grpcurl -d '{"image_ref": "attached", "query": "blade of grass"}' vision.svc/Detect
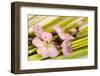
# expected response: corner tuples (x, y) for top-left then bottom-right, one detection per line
(28, 15), (36, 21)
(28, 45), (34, 50)
(41, 17), (78, 33)
(72, 39), (88, 48)
(43, 16), (67, 32)
(29, 16), (48, 28)
(29, 16), (41, 26)
(62, 17), (86, 31)
(43, 16), (66, 29)
(77, 26), (88, 38)
(59, 17), (78, 28)
(83, 17), (88, 23)
(28, 48), (37, 55)
(28, 54), (43, 61)
(73, 43), (87, 50)
(28, 42), (32, 46)
(72, 36), (88, 45)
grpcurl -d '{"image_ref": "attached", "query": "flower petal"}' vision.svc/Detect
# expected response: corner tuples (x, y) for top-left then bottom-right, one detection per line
(53, 25), (74, 40)
(33, 25), (44, 38)
(47, 44), (59, 58)
(37, 47), (49, 58)
(53, 25), (61, 33)
(61, 40), (72, 56)
(42, 32), (52, 41)
(32, 37), (44, 48)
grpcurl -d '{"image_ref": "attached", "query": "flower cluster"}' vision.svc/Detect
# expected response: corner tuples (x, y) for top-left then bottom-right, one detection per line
(32, 25), (78, 58)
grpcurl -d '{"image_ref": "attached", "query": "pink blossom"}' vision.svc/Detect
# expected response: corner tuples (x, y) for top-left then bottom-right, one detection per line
(37, 47), (49, 58)
(47, 44), (59, 58)
(32, 37), (44, 48)
(33, 25), (52, 41)
(42, 32), (52, 41)
(53, 25), (74, 40)
(32, 37), (49, 58)
(53, 25), (61, 33)
(61, 40), (72, 56)
(32, 37), (59, 58)
(33, 25), (44, 39)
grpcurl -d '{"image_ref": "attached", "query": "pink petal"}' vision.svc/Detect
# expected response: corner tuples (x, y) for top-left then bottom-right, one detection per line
(32, 37), (44, 48)
(61, 40), (72, 56)
(37, 44), (59, 58)
(33, 25), (44, 38)
(42, 32), (52, 41)
(37, 47), (49, 58)
(53, 25), (74, 40)
(62, 33), (74, 41)
(47, 44), (59, 58)
(53, 25), (61, 33)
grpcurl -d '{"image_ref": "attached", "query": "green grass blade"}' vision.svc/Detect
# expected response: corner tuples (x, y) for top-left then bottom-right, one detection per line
(28, 54), (43, 61)
(29, 16), (48, 28)
(83, 17), (88, 23)
(28, 15), (36, 21)
(59, 17), (78, 27)
(43, 16), (67, 32)
(77, 26), (88, 38)
(28, 45), (34, 50)
(72, 36), (88, 45)
(62, 17), (86, 31)
(28, 48), (37, 55)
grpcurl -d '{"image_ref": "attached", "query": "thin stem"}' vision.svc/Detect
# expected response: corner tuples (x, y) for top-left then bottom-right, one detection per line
(28, 48), (37, 55)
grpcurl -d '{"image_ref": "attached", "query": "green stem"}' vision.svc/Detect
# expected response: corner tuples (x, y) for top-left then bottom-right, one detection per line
(29, 16), (48, 28)
(62, 18), (87, 31)
(43, 16), (66, 32)
(72, 36), (88, 45)
(73, 43), (87, 50)
(77, 26), (88, 38)
(28, 48), (37, 55)
(83, 18), (88, 23)
(28, 15), (36, 21)
(28, 54), (43, 61)
(28, 45), (34, 50)
(28, 42), (32, 46)
(59, 17), (78, 27)
(29, 16), (41, 26)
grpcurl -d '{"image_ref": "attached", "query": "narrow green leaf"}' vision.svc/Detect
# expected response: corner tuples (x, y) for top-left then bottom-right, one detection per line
(28, 45), (34, 50)
(28, 48), (37, 55)
(59, 17), (78, 27)
(43, 16), (66, 32)
(29, 16), (48, 28)
(28, 15), (36, 21)
(72, 36), (88, 45)
(62, 18), (86, 31)
(28, 54), (42, 61)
